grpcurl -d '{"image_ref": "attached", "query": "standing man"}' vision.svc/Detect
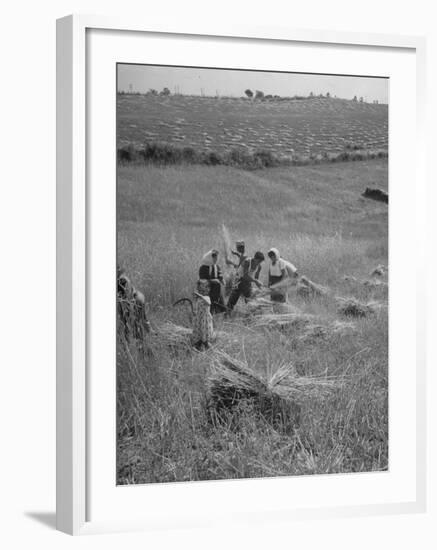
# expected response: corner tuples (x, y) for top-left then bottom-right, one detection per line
(226, 251), (265, 313)
(226, 240), (246, 269)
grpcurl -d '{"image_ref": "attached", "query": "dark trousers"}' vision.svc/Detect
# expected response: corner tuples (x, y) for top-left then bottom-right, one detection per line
(209, 280), (225, 314)
(227, 280), (252, 311)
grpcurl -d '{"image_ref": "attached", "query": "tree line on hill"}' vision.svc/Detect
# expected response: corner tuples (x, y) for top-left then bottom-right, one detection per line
(117, 87), (379, 104)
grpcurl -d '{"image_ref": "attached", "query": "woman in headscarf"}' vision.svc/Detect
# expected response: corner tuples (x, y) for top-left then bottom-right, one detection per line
(191, 282), (216, 350)
(267, 248), (298, 303)
(198, 249), (226, 314)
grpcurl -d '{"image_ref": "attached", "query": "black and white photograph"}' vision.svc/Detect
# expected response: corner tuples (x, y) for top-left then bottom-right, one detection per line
(116, 64), (389, 485)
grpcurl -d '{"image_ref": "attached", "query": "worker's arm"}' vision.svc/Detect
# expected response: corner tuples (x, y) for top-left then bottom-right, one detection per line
(243, 261), (262, 287)
(270, 269), (299, 290)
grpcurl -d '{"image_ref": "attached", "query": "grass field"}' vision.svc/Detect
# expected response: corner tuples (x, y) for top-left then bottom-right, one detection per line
(117, 158), (388, 484)
(117, 94), (388, 158)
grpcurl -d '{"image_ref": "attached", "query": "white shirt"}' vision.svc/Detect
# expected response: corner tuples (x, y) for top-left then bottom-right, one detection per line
(269, 258), (286, 277)
(269, 258), (297, 278)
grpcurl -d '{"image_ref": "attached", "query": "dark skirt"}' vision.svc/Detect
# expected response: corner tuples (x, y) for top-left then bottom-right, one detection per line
(209, 280), (225, 314)
(269, 275), (286, 303)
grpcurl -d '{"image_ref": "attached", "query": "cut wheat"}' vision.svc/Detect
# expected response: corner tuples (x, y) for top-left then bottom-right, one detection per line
(207, 351), (344, 432)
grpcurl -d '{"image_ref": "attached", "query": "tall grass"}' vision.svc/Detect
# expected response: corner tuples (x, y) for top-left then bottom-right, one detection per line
(117, 160), (388, 484)
(117, 305), (388, 483)
(118, 227), (374, 309)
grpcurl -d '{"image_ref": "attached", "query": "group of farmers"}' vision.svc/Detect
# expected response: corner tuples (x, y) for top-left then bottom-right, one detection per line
(198, 241), (298, 315)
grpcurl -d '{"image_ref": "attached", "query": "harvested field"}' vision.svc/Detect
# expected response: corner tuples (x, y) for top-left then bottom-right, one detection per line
(117, 94), (388, 159)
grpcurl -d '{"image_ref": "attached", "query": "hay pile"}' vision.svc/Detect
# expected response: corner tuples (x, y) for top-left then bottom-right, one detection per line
(297, 320), (356, 342)
(240, 296), (274, 316)
(156, 321), (193, 346)
(157, 321), (238, 349)
(272, 302), (302, 314)
(336, 297), (377, 318)
(208, 352), (300, 431)
(343, 275), (388, 290)
(297, 276), (330, 299)
(371, 265), (388, 277)
(250, 312), (316, 329)
(207, 351), (342, 432)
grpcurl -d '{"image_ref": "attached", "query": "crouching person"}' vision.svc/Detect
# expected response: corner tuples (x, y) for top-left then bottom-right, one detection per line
(226, 251), (265, 313)
(117, 268), (151, 340)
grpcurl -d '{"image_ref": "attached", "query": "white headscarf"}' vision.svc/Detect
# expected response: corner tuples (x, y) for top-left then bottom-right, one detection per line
(268, 248), (280, 261)
(201, 249), (219, 266)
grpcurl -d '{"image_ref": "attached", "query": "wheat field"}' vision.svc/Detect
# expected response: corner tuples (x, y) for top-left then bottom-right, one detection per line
(116, 159), (388, 484)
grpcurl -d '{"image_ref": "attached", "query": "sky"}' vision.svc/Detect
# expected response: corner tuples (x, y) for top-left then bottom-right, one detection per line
(117, 64), (389, 103)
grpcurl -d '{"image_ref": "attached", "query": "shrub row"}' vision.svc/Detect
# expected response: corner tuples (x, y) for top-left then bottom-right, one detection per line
(117, 141), (388, 170)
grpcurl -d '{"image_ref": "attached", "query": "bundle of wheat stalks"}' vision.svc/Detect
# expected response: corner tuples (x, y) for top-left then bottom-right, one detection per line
(250, 312), (316, 329)
(207, 351), (343, 432)
(157, 321), (234, 348)
(343, 275), (389, 289)
(297, 320), (356, 341)
(336, 297), (385, 318)
(245, 292), (302, 315)
(156, 321), (193, 345)
(241, 296), (274, 315)
(297, 276), (330, 298)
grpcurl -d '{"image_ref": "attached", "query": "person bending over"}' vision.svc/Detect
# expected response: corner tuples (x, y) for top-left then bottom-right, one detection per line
(267, 247), (298, 303)
(226, 251), (265, 313)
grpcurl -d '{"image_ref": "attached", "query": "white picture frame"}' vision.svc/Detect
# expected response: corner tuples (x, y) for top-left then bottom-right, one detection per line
(56, 14), (427, 535)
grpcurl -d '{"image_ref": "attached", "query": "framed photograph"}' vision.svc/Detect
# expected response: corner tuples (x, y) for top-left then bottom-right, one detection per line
(56, 14), (427, 535)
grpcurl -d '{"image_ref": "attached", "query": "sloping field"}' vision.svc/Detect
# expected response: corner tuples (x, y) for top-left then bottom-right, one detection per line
(117, 159), (388, 483)
(117, 159), (388, 308)
(117, 94), (388, 157)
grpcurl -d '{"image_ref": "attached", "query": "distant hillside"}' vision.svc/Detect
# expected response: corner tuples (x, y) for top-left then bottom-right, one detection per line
(117, 94), (388, 158)
(118, 159), (388, 242)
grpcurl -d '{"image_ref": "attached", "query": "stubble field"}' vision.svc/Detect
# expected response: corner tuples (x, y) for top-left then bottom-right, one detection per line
(117, 94), (388, 158)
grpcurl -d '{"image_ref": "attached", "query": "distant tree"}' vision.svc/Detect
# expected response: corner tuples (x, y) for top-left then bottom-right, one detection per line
(244, 89), (254, 98)
(160, 87), (171, 96)
(148, 88), (158, 96)
(255, 90), (265, 99)
(359, 96), (364, 103)
(265, 94), (273, 100)
(353, 95), (358, 102)
(309, 91), (314, 97)
(326, 92), (331, 98)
